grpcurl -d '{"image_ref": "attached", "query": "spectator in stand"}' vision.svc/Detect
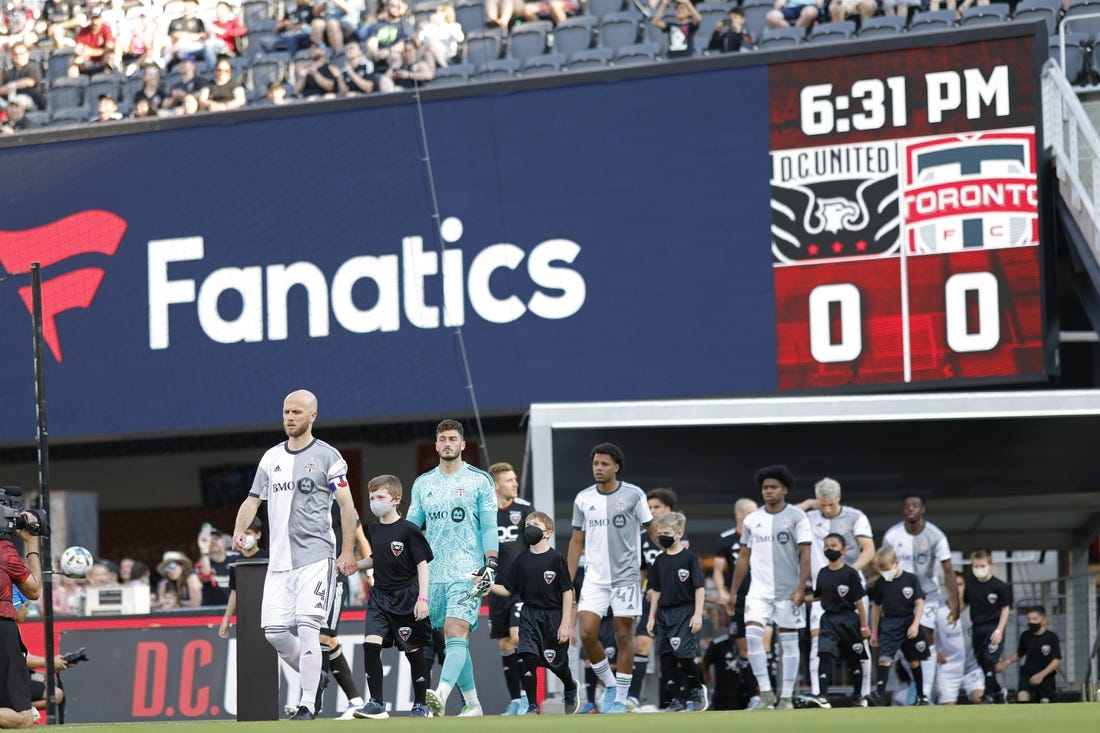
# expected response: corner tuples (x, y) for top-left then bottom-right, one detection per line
(765, 0), (821, 30)
(133, 97), (156, 119)
(708, 8), (752, 52)
(314, 0), (362, 53)
(485, 0), (517, 28)
(651, 0), (701, 59)
(259, 79), (289, 105)
(132, 64), (165, 113)
(829, 0), (876, 23)
(0, 95), (33, 134)
(161, 55), (205, 112)
(295, 41), (341, 97)
(156, 550), (202, 609)
(381, 36), (434, 92)
(275, 0), (316, 57)
(339, 41), (377, 94)
(165, 0), (212, 68)
(211, 2), (247, 58)
(0, 43), (45, 111)
(121, 8), (162, 76)
(359, 0), (413, 75)
(198, 57), (246, 111)
(1, 0), (38, 51)
(128, 560), (151, 586)
(518, 0), (579, 25)
(417, 3), (462, 67)
(197, 527), (238, 605)
(86, 562), (114, 586)
(52, 571), (84, 617)
(69, 6), (115, 76)
(882, 0), (921, 22)
(37, 0), (80, 50)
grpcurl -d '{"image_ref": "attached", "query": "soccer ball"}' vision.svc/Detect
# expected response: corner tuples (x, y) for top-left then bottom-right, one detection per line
(60, 546), (94, 579)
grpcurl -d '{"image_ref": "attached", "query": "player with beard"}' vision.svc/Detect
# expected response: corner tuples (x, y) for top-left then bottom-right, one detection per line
(231, 390), (359, 720)
(410, 420), (498, 717)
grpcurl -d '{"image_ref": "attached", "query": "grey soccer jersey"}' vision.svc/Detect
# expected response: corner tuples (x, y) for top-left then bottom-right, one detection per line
(572, 482), (652, 588)
(882, 521), (951, 604)
(741, 504), (812, 601)
(250, 438), (349, 572)
(807, 505), (873, 576)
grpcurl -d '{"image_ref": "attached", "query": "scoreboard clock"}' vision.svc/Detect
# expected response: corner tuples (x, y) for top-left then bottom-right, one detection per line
(768, 36), (1050, 389)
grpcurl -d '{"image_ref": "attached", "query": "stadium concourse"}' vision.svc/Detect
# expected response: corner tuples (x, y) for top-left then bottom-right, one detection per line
(0, 0), (1083, 132)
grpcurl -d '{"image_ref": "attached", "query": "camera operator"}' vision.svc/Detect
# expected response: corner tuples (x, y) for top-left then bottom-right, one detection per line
(0, 511), (43, 729)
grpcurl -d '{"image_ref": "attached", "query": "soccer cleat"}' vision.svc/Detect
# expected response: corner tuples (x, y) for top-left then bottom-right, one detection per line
(852, 695), (869, 708)
(581, 702), (598, 714)
(604, 701), (629, 714)
(563, 683), (580, 715)
(525, 703), (540, 715)
(748, 690), (777, 710)
(776, 697), (794, 710)
(625, 696), (640, 711)
(805, 695), (831, 709)
(289, 706), (315, 720)
(915, 695), (931, 707)
(409, 703), (431, 718)
(425, 689), (445, 717)
(867, 691), (887, 707)
(352, 699), (389, 719)
(661, 699), (685, 712)
(600, 685), (618, 713)
(337, 707), (360, 720)
(690, 686), (709, 712)
(502, 699), (525, 716)
(457, 704), (484, 717)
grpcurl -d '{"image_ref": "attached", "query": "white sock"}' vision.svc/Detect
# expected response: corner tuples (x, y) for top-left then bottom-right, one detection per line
(860, 655), (872, 697)
(463, 690), (480, 708)
(591, 658), (617, 688)
(745, 625), (772, 693)
(809, 635), (820, 695)
(779, 631), (800, 700)
(615, 673), (631, 702)
(436, 681), (453, 703)
(348, 696), (364, 707)
(297, 620), (322, 712)
(921, 646), (937, 698)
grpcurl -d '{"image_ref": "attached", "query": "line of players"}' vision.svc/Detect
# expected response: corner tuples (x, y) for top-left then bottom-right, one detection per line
(232, 393), (1060, 719)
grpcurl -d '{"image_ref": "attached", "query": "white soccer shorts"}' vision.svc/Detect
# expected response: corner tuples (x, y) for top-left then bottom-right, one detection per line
(261, 558), (334, 628)
(745, 594), (805, 629)
(578, 582), (642, 618)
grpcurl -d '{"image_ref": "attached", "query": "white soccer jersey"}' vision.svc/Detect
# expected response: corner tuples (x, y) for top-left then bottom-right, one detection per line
(935, 605), (978, 671)
(572, 482), (652, 588)
(250, 439), (348, 572)
(882, 521), (951, 603)
(742, 503), (812, 601)
(808, 505), (873, 577)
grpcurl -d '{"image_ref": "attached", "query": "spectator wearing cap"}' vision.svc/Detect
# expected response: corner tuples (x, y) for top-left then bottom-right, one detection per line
(93, 93), (122, 122)
(0, 43), (45, 110)
(161, 55), (206, 112)
(1, 95), (35, 134)
(196, 525), (238, 605)
(69, 6), (115, 76)
(156, 551), (201, 609)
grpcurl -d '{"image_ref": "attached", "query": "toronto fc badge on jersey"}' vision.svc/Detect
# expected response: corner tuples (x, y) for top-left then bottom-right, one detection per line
(455, 485), (466, 497)
(304, 458), (318, 473)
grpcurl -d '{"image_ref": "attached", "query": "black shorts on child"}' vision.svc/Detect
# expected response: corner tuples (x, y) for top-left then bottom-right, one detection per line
(517, 605), (569, 670)
(364, 585), (433, 652)
(876, 615), (930, 663)
(655, 604), (700, 659)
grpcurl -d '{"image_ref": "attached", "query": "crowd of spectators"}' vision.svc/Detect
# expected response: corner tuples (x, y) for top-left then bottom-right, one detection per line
(0, 0), (1051, 134)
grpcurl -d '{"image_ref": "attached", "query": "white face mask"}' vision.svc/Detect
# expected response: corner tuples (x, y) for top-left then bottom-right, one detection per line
(972, 566), (992, 581)
(370, 499), (395, 518)
(879, 566), (898, 582)
(241, 534), (256, 551)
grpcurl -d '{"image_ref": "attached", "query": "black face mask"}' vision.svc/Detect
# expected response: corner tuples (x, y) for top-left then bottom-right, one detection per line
(1028, 622), (1042, 633)
(523, 525), (545, 545)
(824, 549), (843, 562)
(657, 535), (676, 549)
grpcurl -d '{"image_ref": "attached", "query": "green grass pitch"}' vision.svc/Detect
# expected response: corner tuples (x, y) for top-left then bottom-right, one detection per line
(59, 703), (1098, 733)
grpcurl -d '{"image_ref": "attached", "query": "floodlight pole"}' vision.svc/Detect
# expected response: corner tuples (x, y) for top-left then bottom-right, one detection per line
(30, 263), (58, 724)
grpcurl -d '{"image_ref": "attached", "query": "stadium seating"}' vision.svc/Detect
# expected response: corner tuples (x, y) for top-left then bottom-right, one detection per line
(808, 20), (855, 43)
(598, 12), (642, 53)
(569, 47), (614, 70)
(507, 21), (552, 63)
(522, 53), (566, 76)
(432, 63), (475, 86)
(615, 42), (660, 65)
(1065, 0), (1100, 37)
(47, 76), (87, 116)
(585, 0), (627, 21)
(858, 15), (906, 38)
(475, 58), (520, 81)
(455, 0), (488, 34)
(1051, 32), (1090, 84)
(465, 29), (504, 66)
(960, 4), (1010, 26)
(696, 2), (735, 53)
(553, 16), (598, 61)
(759, 26), (805, 49)
(740, 0), (773, 41)
(1012, 0), (1061, 36)
(85, 73), (125, 110)
(909, 9), (957, 32)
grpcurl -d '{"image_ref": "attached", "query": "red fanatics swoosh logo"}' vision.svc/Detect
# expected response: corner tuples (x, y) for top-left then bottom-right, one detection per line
(0, 211), (127, 362)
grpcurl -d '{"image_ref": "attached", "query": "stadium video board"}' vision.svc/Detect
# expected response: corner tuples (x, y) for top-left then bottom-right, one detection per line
(0, 25), (1053, 442)
(769, 37), (1049, 387)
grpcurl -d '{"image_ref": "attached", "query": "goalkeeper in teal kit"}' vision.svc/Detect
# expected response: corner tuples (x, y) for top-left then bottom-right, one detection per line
(407, 419), (499, 717)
